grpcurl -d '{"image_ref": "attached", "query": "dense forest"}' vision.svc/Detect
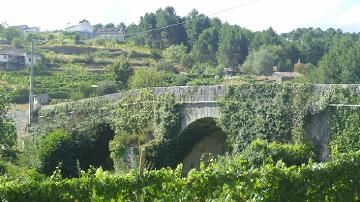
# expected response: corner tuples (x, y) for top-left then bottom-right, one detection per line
(122, 7), (360, 83)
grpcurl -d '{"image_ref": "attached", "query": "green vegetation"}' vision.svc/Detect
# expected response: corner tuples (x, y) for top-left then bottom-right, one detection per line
(38, 122), (114, 177)
(1, 151), (360, 201)
(241, 139), (314, 167)
(3, 5), (360, 201)
(0, 85), (16, 159)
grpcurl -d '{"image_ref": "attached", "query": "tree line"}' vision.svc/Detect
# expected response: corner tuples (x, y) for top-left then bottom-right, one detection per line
(120, 6), (360, 83)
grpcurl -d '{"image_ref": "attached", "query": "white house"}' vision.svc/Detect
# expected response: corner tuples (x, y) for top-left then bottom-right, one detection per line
(25, 55), (42, 66)
(33, 94), (50, 107)
(96, 28), (125, 41)
(11, 25), (40, 33)
(0, 48), (41, 70)
(66, 22), (94, 38)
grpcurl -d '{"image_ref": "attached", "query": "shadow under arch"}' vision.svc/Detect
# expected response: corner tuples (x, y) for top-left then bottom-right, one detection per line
(177, 117), (226, 173)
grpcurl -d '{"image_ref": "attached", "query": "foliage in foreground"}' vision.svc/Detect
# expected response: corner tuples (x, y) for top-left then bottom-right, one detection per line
(241, 139), (315, 167)
(1, 151), (360, 202)
(38, 122), (115, 177)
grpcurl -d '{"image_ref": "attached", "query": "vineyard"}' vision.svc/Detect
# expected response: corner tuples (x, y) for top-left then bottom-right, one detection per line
(0, 70), (113, 101)
(1, 151), (360, 201)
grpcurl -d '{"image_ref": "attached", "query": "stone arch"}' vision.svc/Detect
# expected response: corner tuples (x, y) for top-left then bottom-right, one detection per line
(177, 117), (226, 173)
(179, 102), (220, 133)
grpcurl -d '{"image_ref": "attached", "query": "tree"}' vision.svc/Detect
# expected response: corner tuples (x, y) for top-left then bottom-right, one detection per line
(104, 23), (115, 28)
(93, 23), (104, 32)
(129, 68), (167, 89)
(79, 19), (90, 24)
(4, 27), (22, 44)
(155, 7), (187, 49)
(12, 37), (25, 48)
(138, 7), (187, 49)
(127, 23), (145, 46)
(117, 22), (127, 33)
(317, 37), (360, 83)
(184, 9), (211, 48)
(39, 129), (76, 176)
(242, 48), (276, 75)
(217, 24), (250, 68)
(38, 122), (115, 177)
(111, 58), (133, 89)
(250, 27), (281, 51)
(0, 24), (4, 33)
(74, 33), (81, 45)
(162, 44), (193, 71)
(96, 81), (118, 96)
(191, 27), (219, 65)
(139, 12), (160, 48)
(0, 85), (16, 158)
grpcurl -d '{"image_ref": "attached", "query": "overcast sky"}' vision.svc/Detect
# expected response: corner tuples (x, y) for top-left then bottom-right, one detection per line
(1, 0), (359, 33)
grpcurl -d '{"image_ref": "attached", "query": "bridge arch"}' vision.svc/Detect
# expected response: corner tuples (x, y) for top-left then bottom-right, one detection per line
(179, 101), (220, 133)
(176, 117), (226, 173)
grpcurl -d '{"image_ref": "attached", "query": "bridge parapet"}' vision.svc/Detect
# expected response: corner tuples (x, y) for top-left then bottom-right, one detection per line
(41, 85), (227, 111)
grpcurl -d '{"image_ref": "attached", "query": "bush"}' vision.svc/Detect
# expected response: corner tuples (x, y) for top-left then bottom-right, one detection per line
(38, 123), (115, 177)
(69, 91), (85, 100)
(2, 151), (360, 201)
(110, 58), (133, 89)
(155, 60), (179, 74)
(129, 68), (168, 89)
(48, 91), (69, 100)
(13, 86), (29, 104)
(241, 139), (314, 167)
(187, 77), (223, 86)
(330, 107), (360, 156)
(96, 81), (118, 96)
(38, 129), (76, 177)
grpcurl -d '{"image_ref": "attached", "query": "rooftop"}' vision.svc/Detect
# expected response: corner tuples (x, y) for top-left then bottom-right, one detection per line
(0, 47), (26, 56)
(273, 72), (302, 78)
(96, 28), (123, 34)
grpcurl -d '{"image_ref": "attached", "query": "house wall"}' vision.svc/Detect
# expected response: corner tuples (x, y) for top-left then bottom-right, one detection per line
(34, 95), (50, 106)
(25, 55), (41, 66)
(97, 33), (124, 41)
(24, 27), (40, 33)
(0, 54), (7, 62)
(66, 23), (93, 34)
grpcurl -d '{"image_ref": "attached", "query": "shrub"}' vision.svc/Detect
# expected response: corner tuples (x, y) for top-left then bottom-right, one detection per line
(129, 68), (168, 89)
(38, 129), (76, 177)
(187, 77), (223, 86)
(96, 81), (118, 96)
(69, 91), (85, 100)
(155, 60), (179, 74)
(2, 151), (360, 201)
(13, 86), (29, 103)
(110, 58), (133, 89)
(38, 123), (115, 177)
(241, 139), (314, 167)
(330, 107), (360, 156)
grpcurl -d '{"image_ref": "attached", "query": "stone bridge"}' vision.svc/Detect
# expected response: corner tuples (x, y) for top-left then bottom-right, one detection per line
(40, 84), (360, 133)
(37, 84), (360, 169)
(41, 85), (227, 133)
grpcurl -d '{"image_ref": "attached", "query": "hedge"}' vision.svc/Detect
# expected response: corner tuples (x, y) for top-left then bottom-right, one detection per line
(1, 151), (360, 201)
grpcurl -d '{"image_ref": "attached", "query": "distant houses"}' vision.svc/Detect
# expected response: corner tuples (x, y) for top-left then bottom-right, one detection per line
(65, 22), (94, 39)
(65, 22), (125, 41)
(34, 94), (50, 107)
(0, 47), (41, 70)
(272, 71), (302, 82)
(10, 25), (40, 33)
(96, 28), (125, 41)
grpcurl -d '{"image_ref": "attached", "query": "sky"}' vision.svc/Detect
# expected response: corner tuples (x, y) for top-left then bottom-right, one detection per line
(1, 0), (360, 33)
